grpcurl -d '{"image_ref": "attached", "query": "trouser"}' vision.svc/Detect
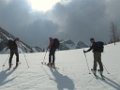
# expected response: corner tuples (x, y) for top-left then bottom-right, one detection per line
(93, 52), (103, 71)
(9, 49), (19, 68)
(49, 48), (56, 65)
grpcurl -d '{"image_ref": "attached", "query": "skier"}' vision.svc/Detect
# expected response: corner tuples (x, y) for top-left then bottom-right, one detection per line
(47, 37), (59, 67)
(7, 38), (19, 69)
(84, 38), (104, 76)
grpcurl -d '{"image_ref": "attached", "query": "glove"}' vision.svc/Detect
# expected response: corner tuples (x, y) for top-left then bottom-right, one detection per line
(83, 50), (87, 53)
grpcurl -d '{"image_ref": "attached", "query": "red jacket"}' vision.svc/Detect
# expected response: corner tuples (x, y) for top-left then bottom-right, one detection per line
(48, 38), (54, 49)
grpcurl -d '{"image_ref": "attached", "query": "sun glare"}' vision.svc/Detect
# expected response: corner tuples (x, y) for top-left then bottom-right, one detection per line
(28, 0), (60, 12)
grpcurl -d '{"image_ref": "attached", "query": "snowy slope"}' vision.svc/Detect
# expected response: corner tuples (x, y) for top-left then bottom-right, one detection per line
(0, 42), (120, 90)
(0, 27), (34, 53)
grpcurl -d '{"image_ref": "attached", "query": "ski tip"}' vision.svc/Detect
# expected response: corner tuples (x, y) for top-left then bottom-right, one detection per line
(41, 62), (47, 65)
(7, 68), (11, 71)
(41, 62), (44, 64)
(13, 67), (17, 70)
(102, 77), (105, 80)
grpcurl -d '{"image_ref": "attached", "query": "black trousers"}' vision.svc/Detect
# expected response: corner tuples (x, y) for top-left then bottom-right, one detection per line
(93, 52), (103, 71)
(9, 49), (19, 67)
(49, 48), (56, 64)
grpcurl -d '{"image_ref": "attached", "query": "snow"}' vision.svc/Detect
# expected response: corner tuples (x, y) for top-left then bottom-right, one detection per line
(0, 42), (120, 90)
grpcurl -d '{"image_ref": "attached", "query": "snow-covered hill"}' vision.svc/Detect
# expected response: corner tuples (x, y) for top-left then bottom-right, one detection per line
(59, 40), (88, 50)
(76, 41), (88, 49)
(0, 27), (43, 53)
(0, 42), (120, 90)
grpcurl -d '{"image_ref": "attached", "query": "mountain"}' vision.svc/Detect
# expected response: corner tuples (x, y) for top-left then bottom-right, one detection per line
(0, 42), (120, 90)
(76, 41), (88, 49)
(59, 40), (75, 50)
(32, 46), (44, 52)
(0, 27), (42, 53)
(59, 39), (88, 50)
(0, 27), (88, 53)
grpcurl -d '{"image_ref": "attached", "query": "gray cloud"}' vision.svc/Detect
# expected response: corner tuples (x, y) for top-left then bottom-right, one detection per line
(19, 19), (58, 47)
(0, 0), (58, 47)
(50, 0), (111, 43)
(0, 0), (120, 48)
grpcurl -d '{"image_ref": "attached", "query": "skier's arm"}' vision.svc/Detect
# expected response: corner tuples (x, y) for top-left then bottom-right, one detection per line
(84, 45), (93, 53)
(87, 45), (93, 52)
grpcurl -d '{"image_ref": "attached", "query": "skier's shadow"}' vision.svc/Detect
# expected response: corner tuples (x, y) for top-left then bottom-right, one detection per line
(99, 76), (120, 90)
(0, 69), (16, 86)
(50, 68), (75, 90)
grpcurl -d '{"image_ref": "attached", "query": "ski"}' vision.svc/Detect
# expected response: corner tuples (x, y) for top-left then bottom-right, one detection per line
(7, 62), (21, 70)
(13, 65), (18, 70)
(98, 70), (105, 80)
(100, 76), (105, 80)
(41, 62), (46, 65)
(91, 69), (105, 80)
(41, 62), (59, 69)
(91, 69), (98, 79)
(7, 66), (17, 70)
(7, 67), (11, 71)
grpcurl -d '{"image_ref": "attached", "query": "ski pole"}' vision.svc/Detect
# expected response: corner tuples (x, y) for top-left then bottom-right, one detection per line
(83, 50), (91, 74)
(19, 42), (29, 68)
(23, 52), (29, 68)
(103, 64), (110, 74)
(41, 48), (48, 64)
(2, 54), (9, 67)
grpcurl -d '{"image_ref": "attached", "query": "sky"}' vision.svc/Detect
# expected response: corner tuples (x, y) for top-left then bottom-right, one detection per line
(0, 0), (120, 48)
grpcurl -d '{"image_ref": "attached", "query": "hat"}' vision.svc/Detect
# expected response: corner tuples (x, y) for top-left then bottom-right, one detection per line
(14, 38), (19, 41)
(90, 38), (94, 41)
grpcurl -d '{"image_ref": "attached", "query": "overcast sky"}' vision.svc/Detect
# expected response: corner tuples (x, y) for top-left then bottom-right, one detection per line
(0, 0), (120, 48)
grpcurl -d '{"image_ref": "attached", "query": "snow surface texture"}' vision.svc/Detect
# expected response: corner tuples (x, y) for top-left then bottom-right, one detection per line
(0, 42), (120, 90)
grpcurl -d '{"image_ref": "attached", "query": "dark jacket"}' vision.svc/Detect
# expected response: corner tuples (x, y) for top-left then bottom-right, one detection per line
(87, 42), (101, 53)
(7, 40), (18, 50)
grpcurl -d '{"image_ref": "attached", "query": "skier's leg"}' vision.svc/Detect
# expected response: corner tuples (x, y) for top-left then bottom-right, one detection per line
(48, 50), (52, 66)
(93, 52), (97, 74)
(52, 54), (55, 66)
(9, 51), (14, 69)
(52, 49), (56, 66)
(15, 50), (19, 67)
(93, 53), (97, 71)
(97, 53), (103, 74)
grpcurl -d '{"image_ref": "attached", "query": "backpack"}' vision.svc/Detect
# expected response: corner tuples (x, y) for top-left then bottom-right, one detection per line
(53, 38), (60, 49)
(94, 41), (104, 52)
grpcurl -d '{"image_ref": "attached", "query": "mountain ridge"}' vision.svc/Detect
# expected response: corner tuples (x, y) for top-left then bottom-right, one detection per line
(0, 27), (88, 53)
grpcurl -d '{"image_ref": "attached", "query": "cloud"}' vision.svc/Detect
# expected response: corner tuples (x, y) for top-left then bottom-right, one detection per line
(106, 0), (120, 26)
(0, 0), (120, 47)
(0, 0), (32, 31)
(19, 19), (58, 47)
(50, 0), (111, 43)
(0, 0), (58, 47)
